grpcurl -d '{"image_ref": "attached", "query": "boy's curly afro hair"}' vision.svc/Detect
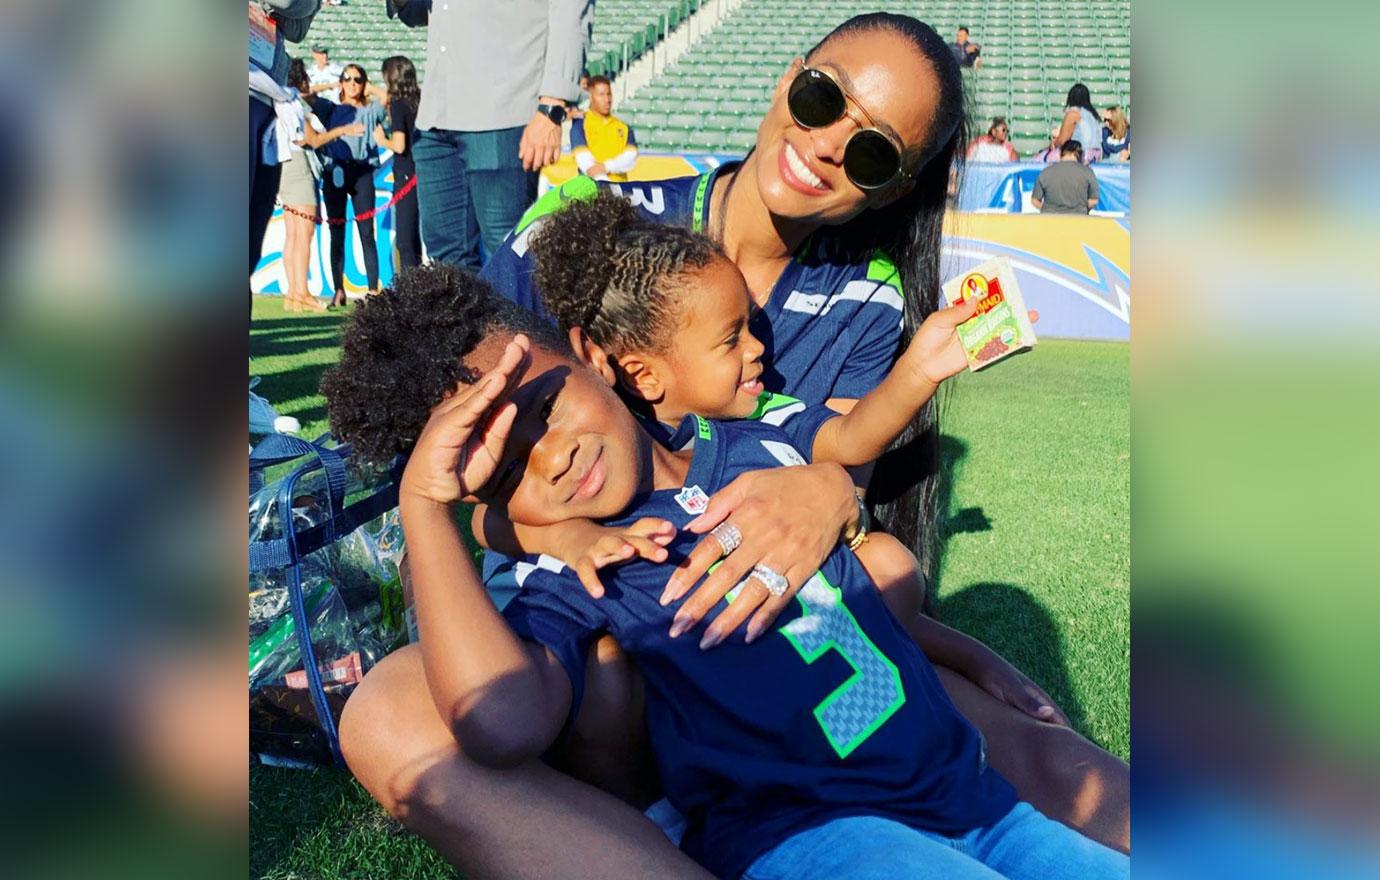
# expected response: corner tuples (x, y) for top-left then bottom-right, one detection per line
(321, 264), (566, 464)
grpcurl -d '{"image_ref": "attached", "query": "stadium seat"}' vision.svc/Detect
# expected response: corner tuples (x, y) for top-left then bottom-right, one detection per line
(528, 0), (1132, 160)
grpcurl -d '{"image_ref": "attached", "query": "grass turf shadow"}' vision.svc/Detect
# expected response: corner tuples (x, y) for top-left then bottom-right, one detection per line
(931, 435), (1088, 731)
(936, 581), (1088, 734)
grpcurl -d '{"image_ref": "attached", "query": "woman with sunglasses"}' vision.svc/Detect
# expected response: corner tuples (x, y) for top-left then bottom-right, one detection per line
(277, 59), (365, 312)
(967, 117), (1021, 163)
(318, 63), (387, 306)
(338, 14), (1128, 878)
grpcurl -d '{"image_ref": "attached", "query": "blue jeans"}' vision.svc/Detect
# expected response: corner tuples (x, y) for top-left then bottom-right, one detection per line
(412, 126), (534, 270)
(742, 803), (1129, 880)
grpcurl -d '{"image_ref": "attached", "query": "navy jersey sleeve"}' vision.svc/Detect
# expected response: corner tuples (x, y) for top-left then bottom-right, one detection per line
(308, 95), (334, 123)
(625, 125), (637, 146)
(319, 103), (353, 163)
(570, 118), (588, 149)
(501, 561), (609, 734)
(746, 393), (836, 461)
(830, 255), (905, 400)
(478, 175), (602, 318)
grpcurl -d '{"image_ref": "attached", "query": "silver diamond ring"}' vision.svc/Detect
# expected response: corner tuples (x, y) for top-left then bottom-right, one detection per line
(750, 563), (790, 598)
(711, 522), (742, 556)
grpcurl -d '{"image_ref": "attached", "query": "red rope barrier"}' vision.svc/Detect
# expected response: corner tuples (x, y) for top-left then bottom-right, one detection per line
(279, 173), (418, 225)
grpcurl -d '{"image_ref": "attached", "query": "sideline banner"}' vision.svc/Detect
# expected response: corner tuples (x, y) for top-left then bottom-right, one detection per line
(539, 154), (1131, 214)
(957, 162), (1130, 214)
(943, 213), (1129, 340)
(253, 155), (1129, 340)
(251, 160), (404, 298)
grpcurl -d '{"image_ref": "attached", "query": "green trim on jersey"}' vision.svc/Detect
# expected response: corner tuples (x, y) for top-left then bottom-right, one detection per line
(695, 414), (713, 440)
(780, 570), (907, 759)
(746, 391), (804, 422)
(724, 563), (908, 759)
(514, 176), (600, 236)
(866, 250), (902, 291)
(691, 172), (711, 233)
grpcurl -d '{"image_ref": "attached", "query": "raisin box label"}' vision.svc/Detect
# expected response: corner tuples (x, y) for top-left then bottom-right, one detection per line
(942, 256), (1038, 371)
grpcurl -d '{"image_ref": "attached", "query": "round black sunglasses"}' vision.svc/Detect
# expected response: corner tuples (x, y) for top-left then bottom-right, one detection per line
(786, 66), (911, 190)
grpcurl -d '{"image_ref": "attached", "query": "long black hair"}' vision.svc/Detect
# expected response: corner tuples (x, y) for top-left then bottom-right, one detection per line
(287, 58), (310, 94)
(1066, 83), (1102, 121)
(806, 13), (968, 603)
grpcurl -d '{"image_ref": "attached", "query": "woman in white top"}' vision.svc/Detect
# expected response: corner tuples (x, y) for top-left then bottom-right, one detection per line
(966, 117), (1020, 163)
(1053, 83), (1103, 164)
(279, 59), (363, 312)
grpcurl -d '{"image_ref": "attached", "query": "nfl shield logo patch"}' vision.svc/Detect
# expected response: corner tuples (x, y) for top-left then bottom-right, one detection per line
(674, 485), (709, 515)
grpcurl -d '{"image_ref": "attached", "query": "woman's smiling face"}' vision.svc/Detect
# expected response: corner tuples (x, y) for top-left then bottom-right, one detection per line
(339, 65), (366, 101)
(752, 29), (940, 225)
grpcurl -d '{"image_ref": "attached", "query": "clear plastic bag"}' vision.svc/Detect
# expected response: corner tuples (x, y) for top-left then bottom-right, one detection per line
(248, 456), (405, 763)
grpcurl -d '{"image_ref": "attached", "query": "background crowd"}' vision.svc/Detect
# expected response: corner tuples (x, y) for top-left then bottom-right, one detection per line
(249, 6), (1129, 307)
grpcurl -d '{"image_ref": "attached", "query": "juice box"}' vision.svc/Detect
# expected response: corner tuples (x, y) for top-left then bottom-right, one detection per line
(941, 256), (1037, 371)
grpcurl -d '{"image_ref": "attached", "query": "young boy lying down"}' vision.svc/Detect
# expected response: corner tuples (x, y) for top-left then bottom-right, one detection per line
(322, 266), (1127, 880)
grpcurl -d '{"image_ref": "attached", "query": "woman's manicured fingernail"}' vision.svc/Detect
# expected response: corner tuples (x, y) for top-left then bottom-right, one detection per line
(1037, 705), (1055, 718)
(699, 629), (722, 650)
(660, 583), (678, 606)
(745, 622), (763, 644)
(669, 615), (690, 638)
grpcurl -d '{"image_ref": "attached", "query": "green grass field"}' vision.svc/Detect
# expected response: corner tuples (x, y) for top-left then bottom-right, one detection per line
(249, 295), (1129, 879)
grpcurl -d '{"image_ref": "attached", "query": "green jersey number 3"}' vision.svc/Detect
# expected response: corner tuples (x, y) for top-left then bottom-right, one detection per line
(781, 573), (906, 758)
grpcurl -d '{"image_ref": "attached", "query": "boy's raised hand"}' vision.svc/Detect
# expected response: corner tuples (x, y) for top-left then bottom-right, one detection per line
(400, 335), (531, 506)
(906, 299), (1039, 385)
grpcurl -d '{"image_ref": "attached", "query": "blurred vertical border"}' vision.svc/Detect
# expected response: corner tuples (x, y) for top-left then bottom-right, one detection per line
(0, 0), (1378, 877)
(0, 1), (245, 878)
(1135, 0), (1380, 875)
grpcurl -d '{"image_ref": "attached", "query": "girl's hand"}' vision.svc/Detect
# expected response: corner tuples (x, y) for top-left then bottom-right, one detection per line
(907, 299), (1039, 385)
(566, 518), (677, 599)
(399, 336), (531, 506)
(970, 654), (1071, 727)
(343, 122), (366, 137)
(659, 463), (857, 648)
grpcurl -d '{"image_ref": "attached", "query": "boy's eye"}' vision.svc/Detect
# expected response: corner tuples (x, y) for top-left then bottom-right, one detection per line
(724, 333), (740, 349)
(484, 455), (523, 501)
(540, 391), (558, 421)
(501, 458), (521, 489)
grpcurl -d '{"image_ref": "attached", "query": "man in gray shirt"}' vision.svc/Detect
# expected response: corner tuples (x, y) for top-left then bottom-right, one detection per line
(389, 0), (591, 268)
(1031, 141), (1100, 215)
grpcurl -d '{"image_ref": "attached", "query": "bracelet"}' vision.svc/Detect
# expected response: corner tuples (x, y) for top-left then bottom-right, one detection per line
(843, 490), (870, 551)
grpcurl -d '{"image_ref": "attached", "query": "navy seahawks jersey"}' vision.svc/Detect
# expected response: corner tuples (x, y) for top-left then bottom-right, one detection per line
(478, 163), (906, 405)
(638, 391), (838, 463)
(486, 391), (838, 601)
(502, 416), (1016, 880)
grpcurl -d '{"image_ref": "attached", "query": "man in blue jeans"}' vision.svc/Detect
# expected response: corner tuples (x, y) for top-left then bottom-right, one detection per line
(389, 0), (590, 268)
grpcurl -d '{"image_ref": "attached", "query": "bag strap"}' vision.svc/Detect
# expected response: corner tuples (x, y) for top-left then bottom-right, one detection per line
(248, 433), (354, 571)
(250, 433), (348, 509)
